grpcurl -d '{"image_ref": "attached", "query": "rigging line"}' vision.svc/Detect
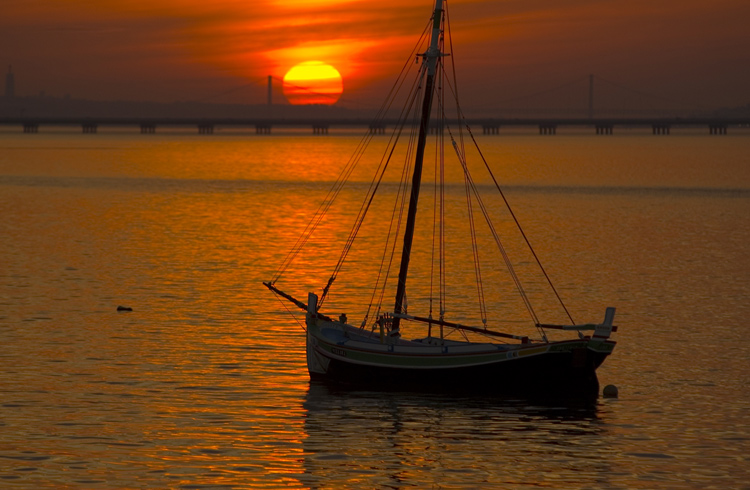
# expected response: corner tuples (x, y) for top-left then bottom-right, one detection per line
(371, 81), (425, 319)
(366, 19), (434, 125)
(390, 2), (447, 330)
(440, 322), (470, 342)
(273, 94), (405, 283)
(271, 119), (379, 281)
(446, 130), (540, 329)
(429, 15), (448, 323)
(463, 123), (574, 328)
(442, 88), (539, 328)
(323, 122), (406, 307)
(450, 135), (539, 330)
(273, 21), (431, 110)
(322, 56), (429, 308)
(381, 117), (420, 314)
(364, 122), (414, 326)
(384, 21), (432, 109)
(324, 52), (428, 270)
(440, 9), (447, 319)
(369, 77), (426, 320)
(351, 33), (434, 319)
(439, 65), (574, 331)
(446, 7), (467, 165)
(462, 142), (489, 326)
(274, 22), (431, 282)
(429, 69), (443, 321)
(270, 155), (357, 282)
(444, 6), (487, 327)
(436, 43), (542, 332)
(271, 24), (432, 284)
(440, 126), (446, 319)
(271, 291), (307, 332)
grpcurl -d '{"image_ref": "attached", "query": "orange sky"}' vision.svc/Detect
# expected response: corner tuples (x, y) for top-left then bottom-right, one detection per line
(1, 0), (749, 111)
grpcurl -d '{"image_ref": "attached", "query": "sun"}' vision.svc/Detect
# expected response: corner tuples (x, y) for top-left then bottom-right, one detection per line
(282, 61), (343, 105)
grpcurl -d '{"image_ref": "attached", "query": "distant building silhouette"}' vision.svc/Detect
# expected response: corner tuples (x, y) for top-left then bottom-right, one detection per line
(5, 66), (14, 98)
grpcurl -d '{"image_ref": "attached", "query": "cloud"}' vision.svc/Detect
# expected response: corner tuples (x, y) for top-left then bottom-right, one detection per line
(2, 0), (749, 108)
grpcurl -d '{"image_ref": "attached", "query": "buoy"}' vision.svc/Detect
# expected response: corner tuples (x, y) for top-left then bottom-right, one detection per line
(117, 305), (133, 312)
(603, 384), (619, 398)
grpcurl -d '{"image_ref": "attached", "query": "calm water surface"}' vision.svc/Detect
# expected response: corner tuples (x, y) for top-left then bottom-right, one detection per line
(1, 129), (749, 488)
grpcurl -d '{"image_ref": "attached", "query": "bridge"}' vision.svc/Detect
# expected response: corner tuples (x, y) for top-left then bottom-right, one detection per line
(1, 116), (747, 135)
(2, 75), (747, 135)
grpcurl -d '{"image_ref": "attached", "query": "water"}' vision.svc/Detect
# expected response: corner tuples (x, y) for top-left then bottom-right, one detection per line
(1, 128), (749, 488)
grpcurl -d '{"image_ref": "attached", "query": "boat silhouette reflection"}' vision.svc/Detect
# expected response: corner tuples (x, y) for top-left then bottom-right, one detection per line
(298, 381), (613, 488)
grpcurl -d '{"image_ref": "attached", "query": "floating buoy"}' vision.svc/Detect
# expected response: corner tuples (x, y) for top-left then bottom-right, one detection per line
(117, 305), (133, 312)
(603, 384), (619, 398)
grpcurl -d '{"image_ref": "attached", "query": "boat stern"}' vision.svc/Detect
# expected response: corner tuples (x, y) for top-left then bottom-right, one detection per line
(306, 292), (330, 375)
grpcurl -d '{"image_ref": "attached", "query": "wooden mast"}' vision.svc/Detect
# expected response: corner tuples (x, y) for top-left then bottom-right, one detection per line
(391, 0), (444, 337)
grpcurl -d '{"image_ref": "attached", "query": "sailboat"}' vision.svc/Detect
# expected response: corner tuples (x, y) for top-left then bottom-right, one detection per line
(265, 0), (617, 396)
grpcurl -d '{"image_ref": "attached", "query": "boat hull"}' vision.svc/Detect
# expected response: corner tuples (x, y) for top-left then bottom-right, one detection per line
(306, 317), (614, 397)
(311, 347), (608, 396)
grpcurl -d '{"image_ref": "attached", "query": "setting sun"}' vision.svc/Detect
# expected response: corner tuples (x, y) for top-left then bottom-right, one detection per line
(282, 61), (343, 105)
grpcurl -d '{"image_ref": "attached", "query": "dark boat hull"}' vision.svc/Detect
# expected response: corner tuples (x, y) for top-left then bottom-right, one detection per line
(313, 348), (607, 395)
(304, 294), (616, 398)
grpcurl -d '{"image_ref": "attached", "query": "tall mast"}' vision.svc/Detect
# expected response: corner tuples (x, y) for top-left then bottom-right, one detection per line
(391, 0), (444, 336)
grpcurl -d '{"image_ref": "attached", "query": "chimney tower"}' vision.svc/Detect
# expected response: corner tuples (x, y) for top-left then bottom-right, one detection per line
(5, 66), (15, 98)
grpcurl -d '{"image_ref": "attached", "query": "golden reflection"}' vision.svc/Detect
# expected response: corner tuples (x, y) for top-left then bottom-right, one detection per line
(4, 130), (750, 488)
(299, 383), (604, 487)
(1, 162), (748, 488)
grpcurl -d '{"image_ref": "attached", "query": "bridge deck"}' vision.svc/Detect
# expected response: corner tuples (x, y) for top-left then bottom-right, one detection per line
(1, 116), (747, 134)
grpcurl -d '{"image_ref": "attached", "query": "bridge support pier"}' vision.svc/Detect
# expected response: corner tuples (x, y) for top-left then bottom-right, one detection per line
(256, 124), (271, 134)
(312, 125), (329, 135)
(198, 123), (214, 134)
(652, 124), (670, 135)
(595, 125), (613, 135)
(539, 125), (556, 135)
(369, 124), (386, 134)
(23, 123), (39, 133)
(82, 123), (98, 134)
(140, 124), (156, 134)
(709, 124), (727, 135)
(483, 125), (500, 135)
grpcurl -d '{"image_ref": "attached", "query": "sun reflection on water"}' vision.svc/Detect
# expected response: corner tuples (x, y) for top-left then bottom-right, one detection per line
(1, 131), (749, 488)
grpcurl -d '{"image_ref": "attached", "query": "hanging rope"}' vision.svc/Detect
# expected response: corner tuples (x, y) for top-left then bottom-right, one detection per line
(318, 43), (432, 314)
(363, 62), (429, 324)
(270, 0), (574, 344)
(271, 19), (433, 287)
(439, 67), (575, 335)
(442, 17), (489, 328)
(466, 124), (575, 328)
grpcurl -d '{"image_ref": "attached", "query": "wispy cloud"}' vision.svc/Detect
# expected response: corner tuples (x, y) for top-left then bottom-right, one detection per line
(2, 0), (749, 107)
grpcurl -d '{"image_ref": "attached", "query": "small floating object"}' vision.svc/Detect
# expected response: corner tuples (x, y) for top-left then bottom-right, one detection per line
(603, 384), (619, 398)
(116, 305), (133, 312)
